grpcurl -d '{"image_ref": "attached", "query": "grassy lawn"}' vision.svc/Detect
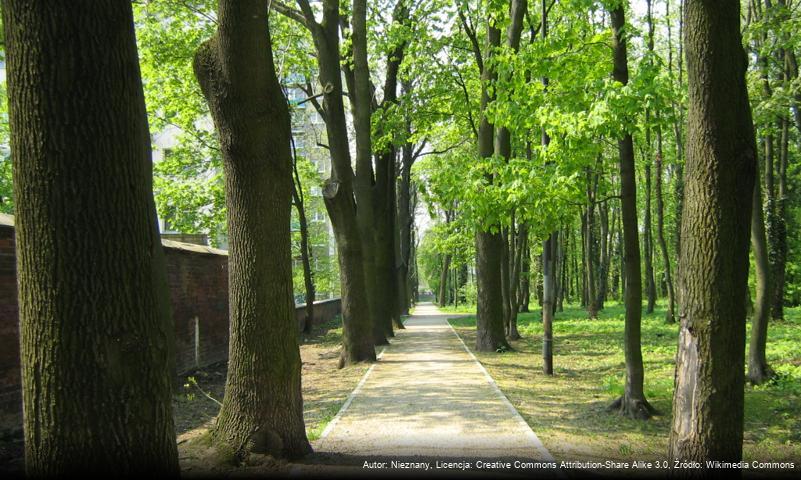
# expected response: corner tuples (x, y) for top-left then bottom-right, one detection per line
(448, 302), (801, 466)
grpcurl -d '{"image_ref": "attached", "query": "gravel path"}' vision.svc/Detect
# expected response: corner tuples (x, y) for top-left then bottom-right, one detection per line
(312, 303), (555, 467)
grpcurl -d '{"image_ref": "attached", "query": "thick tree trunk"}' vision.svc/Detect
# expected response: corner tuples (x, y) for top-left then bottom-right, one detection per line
(609, 3), (653, 420)
(299, 0), (376, 366)
(347, 0), (387, 347)
(476, 230), (509, 351)
(749, 174), (774, 385)
(474, 19), (509, 352)
(194, 0), (311, 458)
(668, 0), (756, 465)
(4, 1), (179, 474)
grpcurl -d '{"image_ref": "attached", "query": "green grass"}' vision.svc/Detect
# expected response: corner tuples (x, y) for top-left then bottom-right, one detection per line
(448, 302), (801, 465)
(306, 403), (342, 442)
(438, 304), (478, 314)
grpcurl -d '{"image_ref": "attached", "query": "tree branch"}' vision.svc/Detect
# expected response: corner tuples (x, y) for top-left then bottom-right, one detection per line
(271, 0), (307, 28)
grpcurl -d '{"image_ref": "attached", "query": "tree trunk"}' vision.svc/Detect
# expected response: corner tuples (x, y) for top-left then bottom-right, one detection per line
(770, 117), (788, 321)
(297, 0), (376, 366)
(520, 242), (531, 312)
(597, 200), (610, 309)
(291, 139), (316, 335)
(500, 227), (512, 333)
(749, 172), (774, 385)
(542, 232), (557, 375)
(668, 0), (756, 465)
(644, 157), (657, 314)
(396, 135), (415, 321)
(609, 3), (653, 419)
(374, 2), (409, 335)
(4, 1), (179, 474)
(347, 0), (387, 346)
(508, 225), (525, 339)
(655, 130), (676, 323)
(474, 19), (509, 352)
(584, 193), (599, 318)
(194, 0), (311, 458)
(557, 229), (566, 311)
(439, 254), (452, 306)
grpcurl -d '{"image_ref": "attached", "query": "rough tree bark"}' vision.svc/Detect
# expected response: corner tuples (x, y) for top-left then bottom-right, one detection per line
(668, 0), (756, 465)
(609, 2), (654, 419)
(194, 0), (311, 458)
(3, 1), (179, 474)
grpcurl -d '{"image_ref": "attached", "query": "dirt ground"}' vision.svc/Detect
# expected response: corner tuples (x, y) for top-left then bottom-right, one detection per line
(0, 316), (368, 476)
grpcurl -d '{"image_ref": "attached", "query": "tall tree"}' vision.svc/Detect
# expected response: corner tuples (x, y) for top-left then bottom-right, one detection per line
(461, 3), (511, 352)
(496, 0), (527, 340)
(3, 0), (179, 474)
(374, 0), (411, 335)
(194, 0), (311, 457)
(668, 0), (757, 464)
(647, 0), (676, 323)
(540, 0), (555, 375)
(608, 0), (653, 419)
(348, 0), (387, 346)
(276, 0), (377, 366)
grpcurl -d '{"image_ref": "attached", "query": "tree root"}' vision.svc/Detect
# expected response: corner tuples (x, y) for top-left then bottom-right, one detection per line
(748, 364), (776, 385)
(608, 395), (657, 420)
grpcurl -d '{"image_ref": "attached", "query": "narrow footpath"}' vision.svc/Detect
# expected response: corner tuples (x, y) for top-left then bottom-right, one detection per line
(311, 302), (555, 471)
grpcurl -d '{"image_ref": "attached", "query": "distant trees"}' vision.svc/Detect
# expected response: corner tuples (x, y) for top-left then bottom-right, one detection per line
(2, 0), (179, 474)
(669, 0), (757, 463)
(194, 0), (311, 458)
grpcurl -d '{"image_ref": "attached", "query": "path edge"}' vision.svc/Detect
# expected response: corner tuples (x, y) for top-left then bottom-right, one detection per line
(316, 347), (387, 442)
(446, 319), (558, 465)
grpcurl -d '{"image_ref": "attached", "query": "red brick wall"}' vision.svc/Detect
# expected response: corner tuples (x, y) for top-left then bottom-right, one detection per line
(0, 223), (341, 437)
(166, 247), (230, 374)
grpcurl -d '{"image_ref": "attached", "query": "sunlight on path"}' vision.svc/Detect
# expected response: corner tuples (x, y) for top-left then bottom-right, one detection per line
(313, 302), (555, 463)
